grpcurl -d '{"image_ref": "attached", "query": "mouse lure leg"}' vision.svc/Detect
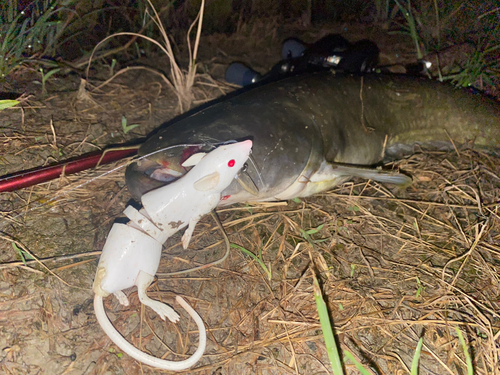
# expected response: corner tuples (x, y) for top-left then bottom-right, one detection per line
(98, 263), (180, 323)
(136, 270), (180, 322)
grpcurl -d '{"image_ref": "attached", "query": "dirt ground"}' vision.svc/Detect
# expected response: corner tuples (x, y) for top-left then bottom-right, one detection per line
(0, 19), (499, 375)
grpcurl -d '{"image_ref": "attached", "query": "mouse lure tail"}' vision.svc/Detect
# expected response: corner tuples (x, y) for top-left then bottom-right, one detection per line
(94, 294), (207, 371)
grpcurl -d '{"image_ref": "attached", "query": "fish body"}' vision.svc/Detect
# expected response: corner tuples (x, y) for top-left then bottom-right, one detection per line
(126, 72), (500, 204)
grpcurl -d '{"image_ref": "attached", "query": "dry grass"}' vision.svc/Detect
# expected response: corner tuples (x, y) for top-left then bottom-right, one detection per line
(136, 148), (498, 374)
(82, 0), (234, 114)
(4, 148), (492, 374)
(1, 119), (499, 374)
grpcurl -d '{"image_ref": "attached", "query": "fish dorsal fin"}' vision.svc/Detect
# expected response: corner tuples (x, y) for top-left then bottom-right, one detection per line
(193, 171), (220, 191)
(181, 152), (207, 167)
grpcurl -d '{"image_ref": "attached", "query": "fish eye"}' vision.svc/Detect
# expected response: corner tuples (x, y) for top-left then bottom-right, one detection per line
(228, 159), (235, 167)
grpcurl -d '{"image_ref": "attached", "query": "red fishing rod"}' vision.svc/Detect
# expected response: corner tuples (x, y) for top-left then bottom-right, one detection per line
(0, 148), (138, 193)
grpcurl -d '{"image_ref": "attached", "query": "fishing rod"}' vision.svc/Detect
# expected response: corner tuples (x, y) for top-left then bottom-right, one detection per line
(0, 147), (138, 193)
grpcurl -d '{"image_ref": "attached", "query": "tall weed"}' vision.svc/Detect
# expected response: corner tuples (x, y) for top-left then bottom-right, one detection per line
(0, 0), (68, 78)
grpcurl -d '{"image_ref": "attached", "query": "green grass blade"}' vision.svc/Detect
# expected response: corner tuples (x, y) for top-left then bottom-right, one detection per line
(0, 100), (19, 110)
(312, 272), (344, 374)
(121, 116), (140, 134)
(2, 14), (21, 52)
(11, 242), (34, 265)
(343, 351), (372, 375)
(41, 68), (60, 84)
(393, 0), (422, 58)
(410, 337), (424, 374)
(455, 327), (473, 375)
(12, 243), (27, 265)
(306, 224), (324, 235)
(231, 244), (271, 280)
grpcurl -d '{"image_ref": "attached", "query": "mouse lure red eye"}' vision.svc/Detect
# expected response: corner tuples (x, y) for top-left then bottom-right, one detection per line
(228, 159), (235, 167)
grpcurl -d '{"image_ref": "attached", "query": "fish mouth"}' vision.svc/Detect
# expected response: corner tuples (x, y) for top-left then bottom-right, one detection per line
(126, 142), (263, 201)
(124, 144), (202, 200)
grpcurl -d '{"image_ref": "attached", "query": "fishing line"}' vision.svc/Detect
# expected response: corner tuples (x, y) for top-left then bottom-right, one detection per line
(246, 153), (264, 187)
(157, 210), (230, 276)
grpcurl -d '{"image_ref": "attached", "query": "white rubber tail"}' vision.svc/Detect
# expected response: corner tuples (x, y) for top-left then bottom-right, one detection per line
(94, 294), (207, 371)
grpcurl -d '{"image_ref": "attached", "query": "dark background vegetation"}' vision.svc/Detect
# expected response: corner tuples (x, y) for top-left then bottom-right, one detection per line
(1, 0), (499, 93)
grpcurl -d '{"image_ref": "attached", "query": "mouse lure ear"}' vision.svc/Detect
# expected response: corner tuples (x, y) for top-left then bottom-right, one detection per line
(181, 152), (207, 167)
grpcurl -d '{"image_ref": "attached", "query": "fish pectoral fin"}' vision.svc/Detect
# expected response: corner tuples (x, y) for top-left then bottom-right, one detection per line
(182, 152), (207, 167)
(333, 164), (413, 187)
(193, 171), (220, 191)
(235, 171), (259, 196)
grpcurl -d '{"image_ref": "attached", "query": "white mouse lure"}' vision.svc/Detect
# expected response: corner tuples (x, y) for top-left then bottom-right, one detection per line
(93, 140), (253, 371)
